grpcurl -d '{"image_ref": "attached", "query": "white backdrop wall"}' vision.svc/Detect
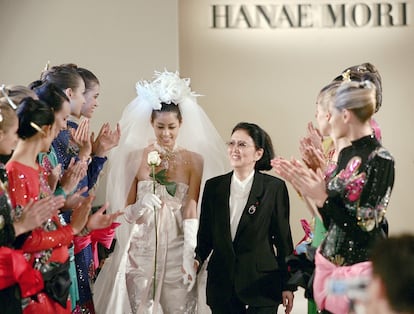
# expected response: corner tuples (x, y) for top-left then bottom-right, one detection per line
(1, 0), (413, 244)
(0, 0), (179, 209)
(179, 0), (414, 242)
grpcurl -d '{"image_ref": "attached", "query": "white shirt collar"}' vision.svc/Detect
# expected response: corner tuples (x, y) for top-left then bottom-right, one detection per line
(232, 170), (255, 189)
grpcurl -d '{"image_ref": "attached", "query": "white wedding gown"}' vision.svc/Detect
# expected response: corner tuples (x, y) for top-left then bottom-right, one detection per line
(94, 181), (198, 314)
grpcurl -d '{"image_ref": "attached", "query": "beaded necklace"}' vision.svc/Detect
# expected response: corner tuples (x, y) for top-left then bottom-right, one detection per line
(154, 142), (179, 170)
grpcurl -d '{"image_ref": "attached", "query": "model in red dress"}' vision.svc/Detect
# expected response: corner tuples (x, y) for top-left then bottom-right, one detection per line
(6, 97), (90, 314)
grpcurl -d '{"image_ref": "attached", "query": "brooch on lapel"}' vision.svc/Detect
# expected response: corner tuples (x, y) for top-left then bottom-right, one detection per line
(248, 202), (259, 215)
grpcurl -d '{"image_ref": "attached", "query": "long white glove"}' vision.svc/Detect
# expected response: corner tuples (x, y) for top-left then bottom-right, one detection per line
(124, 193), (162, 223)
(182, 218), (198, 292)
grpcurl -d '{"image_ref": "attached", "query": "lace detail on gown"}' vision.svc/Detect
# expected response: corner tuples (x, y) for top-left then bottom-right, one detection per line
(93, 181), (200, 314)
(126, 181), (197, 314)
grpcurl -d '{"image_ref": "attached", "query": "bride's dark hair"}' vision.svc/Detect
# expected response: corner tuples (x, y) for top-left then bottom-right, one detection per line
(151, 102), (182, 123)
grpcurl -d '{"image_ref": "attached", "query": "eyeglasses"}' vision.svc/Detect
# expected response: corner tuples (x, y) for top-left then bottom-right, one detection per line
(226, 140), (255, 150)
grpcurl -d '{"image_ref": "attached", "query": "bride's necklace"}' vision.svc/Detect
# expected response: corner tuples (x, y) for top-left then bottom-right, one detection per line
(154, 142), (179, 170)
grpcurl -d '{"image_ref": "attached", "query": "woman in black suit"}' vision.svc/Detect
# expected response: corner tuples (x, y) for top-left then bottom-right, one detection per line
(195, 122), (295, 314)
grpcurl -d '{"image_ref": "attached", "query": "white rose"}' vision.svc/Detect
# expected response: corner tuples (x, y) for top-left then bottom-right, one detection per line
(147, 150), (161, 166)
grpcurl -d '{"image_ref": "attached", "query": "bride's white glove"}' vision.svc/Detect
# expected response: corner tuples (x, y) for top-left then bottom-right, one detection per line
(124, 193), (162, 223)
(182, 218), (198, 292)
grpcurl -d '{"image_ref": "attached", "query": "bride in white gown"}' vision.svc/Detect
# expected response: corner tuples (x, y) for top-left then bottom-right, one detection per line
(93, 71), (229, 314)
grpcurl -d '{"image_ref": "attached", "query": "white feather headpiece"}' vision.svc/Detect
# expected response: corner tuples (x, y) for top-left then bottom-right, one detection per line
(135, 70), (198, 110)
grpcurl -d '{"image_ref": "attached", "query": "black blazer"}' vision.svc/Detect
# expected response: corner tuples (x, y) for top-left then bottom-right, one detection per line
(195, 171), (294, 308)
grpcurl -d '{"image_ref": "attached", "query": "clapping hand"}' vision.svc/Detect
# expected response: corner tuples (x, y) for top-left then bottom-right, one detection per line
(71, 119), (92, 161)
(86, 202), (123, 231)
(300, 140), (326, 173)
(48, 164), (62, 192)
(59, 158), (88, 195)
(63, 186), (88, 210)
(306, 122), (323, 150)
(70, 195), (94, 235)
(271, 157), (327, 207)
(299, 122), (325, 171)
(13, 196), (64, 236)
(92, 122), (121, 157)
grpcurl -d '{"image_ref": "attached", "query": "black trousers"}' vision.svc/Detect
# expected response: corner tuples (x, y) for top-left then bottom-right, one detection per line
(0, 284), (23, 314)
(210, 290), (279, 314)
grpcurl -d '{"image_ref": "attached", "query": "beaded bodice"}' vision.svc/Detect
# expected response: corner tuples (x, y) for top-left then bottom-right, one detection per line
(319, 135), (395, 266)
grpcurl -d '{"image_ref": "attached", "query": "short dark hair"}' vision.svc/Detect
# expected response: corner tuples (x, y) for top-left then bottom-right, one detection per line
(16, 97), (54, 139)
(370, 234), (414, 313)
(34, 82), (69, 112)
(77, 67), (100, 91)
(232, 122), (274, 171)
(40, 64), (83, 91)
